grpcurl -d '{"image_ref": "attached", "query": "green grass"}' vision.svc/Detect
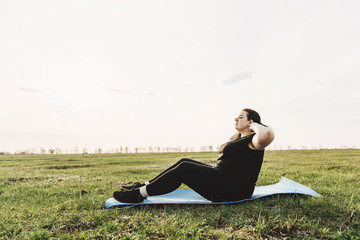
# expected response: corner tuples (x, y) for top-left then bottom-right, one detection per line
(0, 150), (359, 239)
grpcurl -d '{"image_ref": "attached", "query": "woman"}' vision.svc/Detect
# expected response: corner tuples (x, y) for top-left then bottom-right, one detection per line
(113, 108), (274, 203)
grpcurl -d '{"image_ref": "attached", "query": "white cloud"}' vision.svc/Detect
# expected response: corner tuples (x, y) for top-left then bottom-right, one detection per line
(222, 70), (252, 85)
(17, 87), (40, 93)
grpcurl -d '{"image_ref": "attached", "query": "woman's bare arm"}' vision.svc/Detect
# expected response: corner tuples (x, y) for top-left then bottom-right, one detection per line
(249, 123), (275, 150)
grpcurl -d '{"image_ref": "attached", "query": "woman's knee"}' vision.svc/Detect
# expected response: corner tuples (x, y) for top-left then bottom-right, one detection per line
(173, 158), (192, 166)
(174, 161), (196, 174)
(179, 158), (192, 162)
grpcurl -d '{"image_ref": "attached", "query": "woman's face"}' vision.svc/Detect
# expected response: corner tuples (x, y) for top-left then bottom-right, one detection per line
(235, 111), (252, 132)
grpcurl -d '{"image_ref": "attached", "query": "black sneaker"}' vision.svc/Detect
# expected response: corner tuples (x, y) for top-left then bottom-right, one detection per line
(121, 182), (145, 192)
(113, 189), (145, 203)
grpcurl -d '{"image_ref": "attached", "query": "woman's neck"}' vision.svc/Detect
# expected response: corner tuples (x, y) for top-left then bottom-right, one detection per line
(241, 131), (253, 137)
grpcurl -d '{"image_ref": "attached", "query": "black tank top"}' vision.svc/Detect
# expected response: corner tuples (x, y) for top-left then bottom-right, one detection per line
(215, 133), (264, 186)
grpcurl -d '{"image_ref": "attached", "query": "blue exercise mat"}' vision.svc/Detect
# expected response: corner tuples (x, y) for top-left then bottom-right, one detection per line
(105, 176), (320, 208)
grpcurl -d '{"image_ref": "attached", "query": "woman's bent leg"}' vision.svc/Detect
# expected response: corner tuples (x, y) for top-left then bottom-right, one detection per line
(121, 158), (210, 191)
(146, 161), (249, 201)
(148, 158), (211, 184)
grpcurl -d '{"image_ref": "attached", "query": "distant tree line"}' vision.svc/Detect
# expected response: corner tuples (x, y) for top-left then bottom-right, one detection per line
(1, 144), (357, 155)
(3, 145), (218, 155)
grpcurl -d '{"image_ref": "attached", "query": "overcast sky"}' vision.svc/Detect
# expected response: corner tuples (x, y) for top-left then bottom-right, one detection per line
(1, 0), (359, 153)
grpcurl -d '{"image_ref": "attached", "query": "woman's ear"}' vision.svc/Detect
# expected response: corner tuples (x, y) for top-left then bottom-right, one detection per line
(248, 120), (254, 132)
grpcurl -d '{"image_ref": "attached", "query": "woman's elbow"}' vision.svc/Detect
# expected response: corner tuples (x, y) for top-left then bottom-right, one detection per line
(259, 130), (275, 149)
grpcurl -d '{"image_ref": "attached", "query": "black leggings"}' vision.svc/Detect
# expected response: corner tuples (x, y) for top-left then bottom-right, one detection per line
(146, 158), (253, 202)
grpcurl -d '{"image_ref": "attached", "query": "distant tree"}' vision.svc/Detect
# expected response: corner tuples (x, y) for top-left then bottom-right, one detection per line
(208, 145), (213, 152)
(49, 149), (55, 154)
(97, 148), (103, 154)
(40, 148), (46, 154)
(55, 148), (62, 154)
(119, 147), (123, 153)
(135, 147), (138, 153)
(125, 147), (128, 153)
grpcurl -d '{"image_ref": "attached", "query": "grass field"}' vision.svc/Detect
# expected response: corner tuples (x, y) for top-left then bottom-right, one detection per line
(0, 149), (359, 239)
